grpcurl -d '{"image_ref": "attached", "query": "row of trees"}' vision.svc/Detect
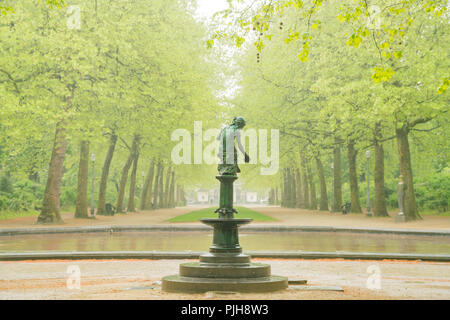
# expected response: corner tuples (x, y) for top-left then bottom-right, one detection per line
(226, 0), (448, 220)
(0, 0), (221, 223)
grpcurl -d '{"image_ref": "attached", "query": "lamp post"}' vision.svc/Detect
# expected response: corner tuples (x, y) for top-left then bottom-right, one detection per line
(365, 150), (372, 217)
(90, 153), (96, 217)
(395, 175), (406, 222)
(141, 171), (145, 188)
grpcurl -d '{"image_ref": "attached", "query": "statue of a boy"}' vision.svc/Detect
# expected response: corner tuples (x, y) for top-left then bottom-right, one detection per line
(217, 116), (250, 175)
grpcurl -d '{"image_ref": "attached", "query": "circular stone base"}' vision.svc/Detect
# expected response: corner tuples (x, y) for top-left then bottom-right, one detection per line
(162, 275), (288, 293)
(200, 253), (251, 264)
(180, 262), (270, 278)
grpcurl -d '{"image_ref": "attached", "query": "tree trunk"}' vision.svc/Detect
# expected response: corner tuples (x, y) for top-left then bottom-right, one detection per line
(158, 163), (165, 208)
(97, 134), (117, 215)
(396, 125), (421, 220)
(74, 140), (90, 218)
(145, 161), (155, 209)
(176, 184), (181, 207)
(315, 156), (328, 211)
(281, 169), (286, 207)
(300, 153), (310, 209)
(152, 161), (161, 208)
(140, 159), (155, 210)
(180, 187), (185, 206)
(163, 167), (171, 208)
(168, 171), (175, 208)
(373, 124), (389, 217)
(295, 168), (304, 208)
(275, 187), (279, 205)
(116, 136), (137, 213)
(290, 168), (297, 208)
(347, 141), (362, 213)
(307, 161), (317, 210)
(268, 188), (274, 205)
(285, 168), (291, 207)
(332, 142), (342, 212)
(127, 143), (140, 212)
(37, 123), (66, 224)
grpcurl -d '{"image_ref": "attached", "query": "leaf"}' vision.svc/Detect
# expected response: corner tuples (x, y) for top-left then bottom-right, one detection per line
(206, 39), (214, 49)
(393, 51), (403, 59)
(371, 67), (395, 83)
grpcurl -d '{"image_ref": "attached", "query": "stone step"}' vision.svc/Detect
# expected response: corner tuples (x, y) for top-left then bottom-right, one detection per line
(180, 262), (271, 279)
(162, 274), (288, 293)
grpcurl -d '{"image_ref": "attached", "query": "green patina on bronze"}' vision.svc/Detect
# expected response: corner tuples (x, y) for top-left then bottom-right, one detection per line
(217, 116), (250, 176)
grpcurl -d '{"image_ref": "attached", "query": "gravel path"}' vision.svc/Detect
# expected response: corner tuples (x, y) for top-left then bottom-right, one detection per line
(0, 206), (449, 231)
(0, 258), (449, 300)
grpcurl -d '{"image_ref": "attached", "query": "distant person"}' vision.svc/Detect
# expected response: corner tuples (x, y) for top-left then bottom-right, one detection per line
(105, 202), (116, 216)
(341, 201), (351, 215)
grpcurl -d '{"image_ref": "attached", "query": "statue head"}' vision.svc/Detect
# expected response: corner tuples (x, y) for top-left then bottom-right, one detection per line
(232, 116), (246, 129)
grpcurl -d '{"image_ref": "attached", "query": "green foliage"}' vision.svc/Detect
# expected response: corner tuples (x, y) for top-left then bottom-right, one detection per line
(0, 210), (40, 220)
(415, 171), (450, 212)
(227, 0), (449, 214)
(0, 0), (223, 215)
(0, 179), (43, 211)
(0, 174), (13, 193)
(0, 0), (447, 218)
(212, 0), (448, 85)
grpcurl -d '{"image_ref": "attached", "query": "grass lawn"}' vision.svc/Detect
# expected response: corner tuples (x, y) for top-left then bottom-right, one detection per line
(168, 206), (277, 222)
(418, 209), (450, 217)
(0, 210), (40, 220)
(0, 206), (74, 221)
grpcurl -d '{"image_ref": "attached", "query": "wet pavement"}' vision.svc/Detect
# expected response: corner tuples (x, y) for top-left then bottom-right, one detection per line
(0, 259), (449, 300)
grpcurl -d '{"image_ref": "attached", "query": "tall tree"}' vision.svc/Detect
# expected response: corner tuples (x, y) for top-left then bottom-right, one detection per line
(306, 161), (317, 210)
(158, 163), (165, 209)
(300, 153), (310, 209)
(332, 142), (342, 212)
(373, 124), (389, 217)
(315, 156), (329, 211)
(127, 137), (140, 212)
(116, 136), (138, 213)
(97, 134), (117, 215)
(163, 166), (171, 208)
(152, 161), (161, 209)
(295, 167), (304, 208)
(140, 159), (155, 210)
(74, 141), (90, 218)
(347, 141), (362, 213)
(37, 122), (67, 223)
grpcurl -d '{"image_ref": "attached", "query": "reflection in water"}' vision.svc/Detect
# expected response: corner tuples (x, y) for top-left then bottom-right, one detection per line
(0, 231), (449, 254)
(375, 237), (386, 252)
(335, 237), (343, 251)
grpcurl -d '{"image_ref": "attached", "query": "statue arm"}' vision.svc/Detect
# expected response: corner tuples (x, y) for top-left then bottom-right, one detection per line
(236, 130), (245, 154)
(236, 130), (250, 163)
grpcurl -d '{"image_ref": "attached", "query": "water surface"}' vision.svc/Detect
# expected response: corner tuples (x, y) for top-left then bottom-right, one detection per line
(0, 231), (449, 254)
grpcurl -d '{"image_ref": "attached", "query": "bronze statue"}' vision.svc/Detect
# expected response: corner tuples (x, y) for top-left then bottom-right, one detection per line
(162, 116), (289, 293)
(217, 116), (250, 175)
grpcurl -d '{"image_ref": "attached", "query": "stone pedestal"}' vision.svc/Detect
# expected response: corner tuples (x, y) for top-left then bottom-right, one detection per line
(395, 212), (406, 223)
(162, 175), (288, 293)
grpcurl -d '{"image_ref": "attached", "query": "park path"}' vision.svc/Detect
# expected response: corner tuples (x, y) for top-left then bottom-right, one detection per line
(0, 258), (449, 299)
(0, 205), (449, 231)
